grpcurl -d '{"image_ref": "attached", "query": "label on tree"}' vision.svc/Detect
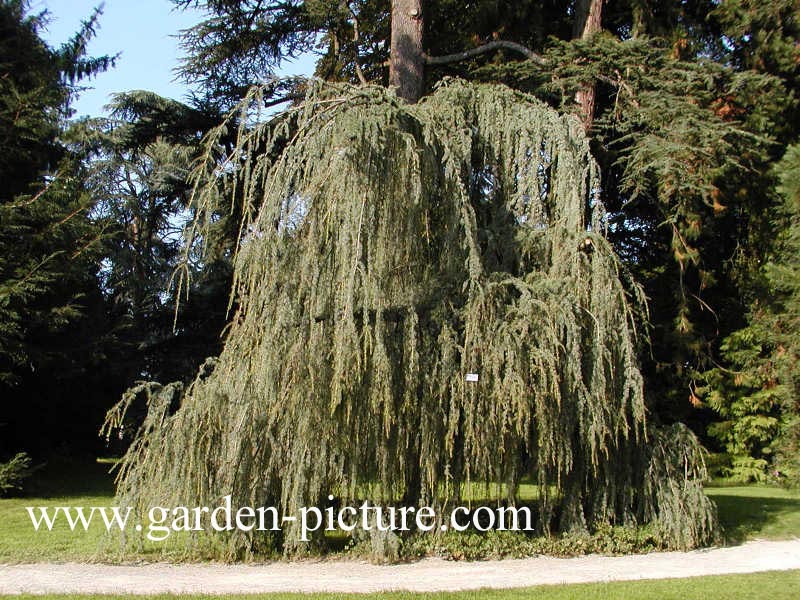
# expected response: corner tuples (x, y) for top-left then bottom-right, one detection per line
(465, 373), (479, 382)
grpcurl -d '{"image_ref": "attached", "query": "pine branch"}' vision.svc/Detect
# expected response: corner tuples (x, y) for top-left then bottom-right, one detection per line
(425, 41), (547, 66)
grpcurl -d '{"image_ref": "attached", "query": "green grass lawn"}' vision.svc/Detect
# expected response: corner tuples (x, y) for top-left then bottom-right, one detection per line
(1, 460), (798, 562)
(0, 492), (111, 562)
(0, 459), (245, 563)
(1, 463), (799, 598)
(2, 571), (800, 600)
(0, 458), (114, 562)
(706, 484), (800, 543)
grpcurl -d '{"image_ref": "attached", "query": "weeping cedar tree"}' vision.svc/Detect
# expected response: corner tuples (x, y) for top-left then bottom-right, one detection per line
(167, 0), (799, 453)
(105, 75), (717, 557)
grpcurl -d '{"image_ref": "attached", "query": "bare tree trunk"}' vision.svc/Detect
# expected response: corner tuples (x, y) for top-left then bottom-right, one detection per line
(573, 0), (604, 130)
(389, 0), (424, 103)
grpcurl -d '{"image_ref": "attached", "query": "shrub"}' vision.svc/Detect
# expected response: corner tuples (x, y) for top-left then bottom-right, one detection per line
(398, 524), (669, 561)
(0, 452), (32, 496)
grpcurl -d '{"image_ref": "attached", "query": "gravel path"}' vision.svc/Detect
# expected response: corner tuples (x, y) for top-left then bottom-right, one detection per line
(1, 540), (799, 594)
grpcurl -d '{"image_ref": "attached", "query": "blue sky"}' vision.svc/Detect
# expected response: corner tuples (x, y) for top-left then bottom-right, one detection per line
(33, 0), (316, 118)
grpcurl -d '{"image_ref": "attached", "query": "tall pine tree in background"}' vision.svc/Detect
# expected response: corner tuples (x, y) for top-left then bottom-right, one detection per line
(0, 0), (115, 459)
(84, 91), (231, 388)
(701, 145), (800, 482)
(691, 0), (800, 482)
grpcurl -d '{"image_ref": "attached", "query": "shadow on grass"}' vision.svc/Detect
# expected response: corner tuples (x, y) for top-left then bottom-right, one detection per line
(711, 491), (800, 544)
(20, 456), (116, 498)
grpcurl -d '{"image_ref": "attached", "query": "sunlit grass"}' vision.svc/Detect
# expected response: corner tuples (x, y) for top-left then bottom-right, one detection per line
(1, 459), (798, 563)
(3, 571), (800, 600)
(705, 484), (800, 543)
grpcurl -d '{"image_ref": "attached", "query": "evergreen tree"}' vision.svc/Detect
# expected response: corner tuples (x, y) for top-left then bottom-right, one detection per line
(106, 1), (718, 559)
(167, 1), (798, 435)
(700, 144), (800, 483)
(84, 91), (231, 387)
(0, 0), (115, 457)
(689, 1), (800, 481)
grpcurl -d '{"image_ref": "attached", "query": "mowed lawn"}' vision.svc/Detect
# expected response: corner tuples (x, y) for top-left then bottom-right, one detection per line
(0, 460), (114, 563)
(0, 462), (799, 599)
(0, 459), (229, 563)
(706, 484), (800, 542)
(0, 460), (799, 563)
(1, 571), (799, 600)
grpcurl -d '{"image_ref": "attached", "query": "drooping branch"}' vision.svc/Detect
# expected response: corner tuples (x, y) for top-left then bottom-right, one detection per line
(425, 40), (547, 66)
(106, 80), (718, 560)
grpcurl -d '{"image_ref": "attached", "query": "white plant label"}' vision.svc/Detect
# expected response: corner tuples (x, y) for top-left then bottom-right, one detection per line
(465, 373), (479, 382)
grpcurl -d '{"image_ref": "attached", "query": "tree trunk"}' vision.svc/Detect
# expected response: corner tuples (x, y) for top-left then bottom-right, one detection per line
(573, 0), (604, 130)
(389, 0), (425, 104)
(630, 0), (650, 38)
